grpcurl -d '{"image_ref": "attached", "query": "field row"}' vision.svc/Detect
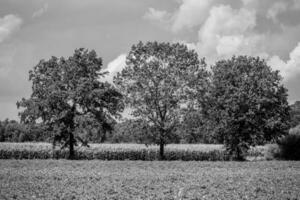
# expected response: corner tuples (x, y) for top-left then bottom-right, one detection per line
(0, 143), (265, 160)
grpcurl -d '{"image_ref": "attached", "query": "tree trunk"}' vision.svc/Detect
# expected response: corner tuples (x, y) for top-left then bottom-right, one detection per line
(100, 131), (106, 143)
(159, 142), (165, 160)
(159, 129), (165, 160)
(235, 146), (245, 161)
(68, 132), (75, 159)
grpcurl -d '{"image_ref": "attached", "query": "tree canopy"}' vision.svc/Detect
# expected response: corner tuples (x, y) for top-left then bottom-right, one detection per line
(114, 41), (209, 159)
(206, 56), (290, 160)
(17, 48), (124, 159)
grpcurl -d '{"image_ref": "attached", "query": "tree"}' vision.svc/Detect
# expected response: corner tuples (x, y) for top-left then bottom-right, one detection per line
(114, 41), (208, 159)
(17, 48), (124, 159)
(290, 101), (300, 127)
(110, 119), (152, 143)
(206, 56), (290, 160)
(3, 120), (27, 142)
(179, 110), (215, 144)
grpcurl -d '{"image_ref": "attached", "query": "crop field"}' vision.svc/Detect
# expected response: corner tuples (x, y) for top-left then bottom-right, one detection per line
(0, 160), (299, 200)
(0, 143), (265, 160)
(0, 142), (224, 152)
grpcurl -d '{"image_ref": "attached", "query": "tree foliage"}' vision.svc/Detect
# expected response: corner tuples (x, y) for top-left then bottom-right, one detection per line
(206, 56), (290, 160)
(290, 101), (300, 127)
(17, 48), (124, 158)
(179, 111), (216, 144)
(114, 41), (208, 159)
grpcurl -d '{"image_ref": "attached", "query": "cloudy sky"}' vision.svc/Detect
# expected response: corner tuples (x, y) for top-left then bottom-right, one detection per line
(0, 0), (300, 120)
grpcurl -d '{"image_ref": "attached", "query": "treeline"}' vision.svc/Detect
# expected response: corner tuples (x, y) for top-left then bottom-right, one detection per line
(0, 117), (214, 144)
(0, 119), (48, 142)
(1, 101), (300, 144)
(3, 42), (300, 160)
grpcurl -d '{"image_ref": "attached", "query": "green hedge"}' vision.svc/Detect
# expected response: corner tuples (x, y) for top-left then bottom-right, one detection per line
(0, 143), (232, 161)
(277, 133), (300, 160)
(0, 148), (231, 161)
(0, 143), (271, 161)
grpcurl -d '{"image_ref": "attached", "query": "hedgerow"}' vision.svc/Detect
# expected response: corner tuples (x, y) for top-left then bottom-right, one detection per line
(0, 143), (232, 160)
(0, 143), (270, 161)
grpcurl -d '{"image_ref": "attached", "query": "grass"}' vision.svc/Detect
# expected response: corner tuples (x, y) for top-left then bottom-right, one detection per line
(0, 142), (265, 160)
(0, 160), (299, 199)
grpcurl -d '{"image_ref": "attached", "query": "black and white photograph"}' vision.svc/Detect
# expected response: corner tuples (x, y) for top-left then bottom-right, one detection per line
(0, 0), (299, 199)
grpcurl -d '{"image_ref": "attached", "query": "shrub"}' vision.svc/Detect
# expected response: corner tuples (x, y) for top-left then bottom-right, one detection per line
(0, 143), (230, 161)
(277, 133), (300, 160)
(264, 144), (281, 160)
(288, 125), (300, 135)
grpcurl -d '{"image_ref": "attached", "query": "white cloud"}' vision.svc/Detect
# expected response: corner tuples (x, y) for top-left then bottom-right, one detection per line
(32, 3), (49, 18)
(104, 54), (126, 83)
(171, 0), (212, 32)
(0, 14), (22, 43)
(194, 5), (261, 62)
(268, 42), (300, 80)
(144, 0), (300, 84)
(266, 2), (287, 23)
(143, 7), (172, 24)
(216, 35), (245, 56)
(144, 0), (213, 32)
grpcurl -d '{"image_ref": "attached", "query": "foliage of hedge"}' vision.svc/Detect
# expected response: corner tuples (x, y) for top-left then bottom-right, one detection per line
(277, 133), (300, 160)
(0, 143), (233, 161)
(263, 126), (300, 160)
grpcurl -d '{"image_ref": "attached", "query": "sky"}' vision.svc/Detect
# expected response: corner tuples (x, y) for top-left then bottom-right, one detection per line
(0, 0), (300, 120)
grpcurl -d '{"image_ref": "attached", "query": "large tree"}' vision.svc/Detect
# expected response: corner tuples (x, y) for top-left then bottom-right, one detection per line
(206, 56), (290, 160)
(114, 41), (208, 159)
(17, 48), (124, 159)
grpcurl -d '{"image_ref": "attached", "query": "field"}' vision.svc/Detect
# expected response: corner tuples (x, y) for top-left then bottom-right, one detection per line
(0, 160), (299, 200)
(0, 143), (265, 161)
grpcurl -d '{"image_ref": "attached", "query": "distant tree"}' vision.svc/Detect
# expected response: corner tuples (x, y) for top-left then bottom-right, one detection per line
(110, 119), (181, 144)
(26, 123), (50, 142)
(114, 41), (208, 159)
(290, 101), (300, 127)
(179, 110), (215, 144)
(3, 120), (27, 142)
(17, 48), (124, 159)
(206, 56), (290, 160)
(76, 115), (116, 143)
(110, 119), (150, 143)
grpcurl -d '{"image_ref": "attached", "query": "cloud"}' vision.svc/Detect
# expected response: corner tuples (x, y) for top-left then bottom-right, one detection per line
(145, 0), (300, 85)
(32, 3), (48, 18)
(194, 5), (262, 62)
(171, 0), (213, 32)
(104, 54), (126, 83)
(266, 2), (288, 23)
(0, 14), (22, 43)
(144, 0), (213, 32)
(268, 42), (300, 80)
(144, 2), (266, 62)
(143, 7), (172, 24)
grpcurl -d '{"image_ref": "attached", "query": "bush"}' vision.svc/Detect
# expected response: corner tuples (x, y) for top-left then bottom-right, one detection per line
(277, 133), (300, 160)
(264, 144), (281, 160)
(288, 125), (300, 135)
(0, 143), (230, 161)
